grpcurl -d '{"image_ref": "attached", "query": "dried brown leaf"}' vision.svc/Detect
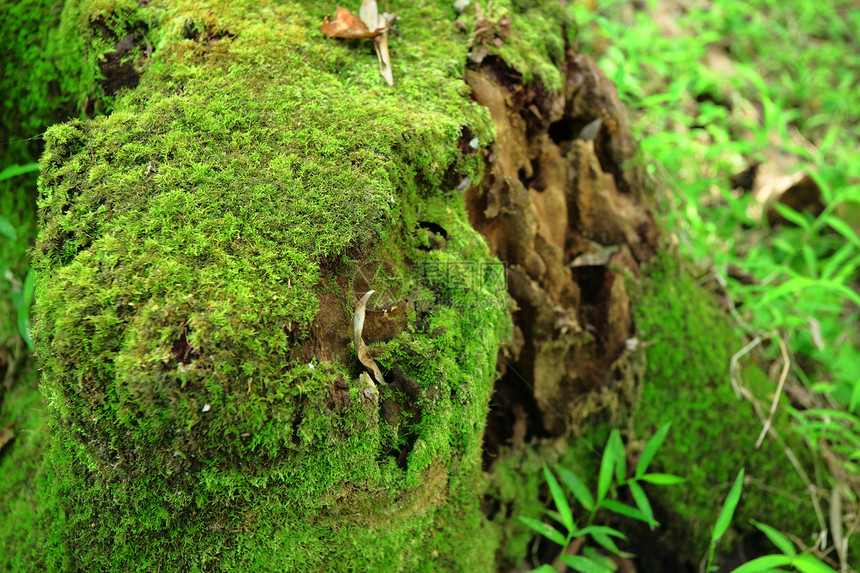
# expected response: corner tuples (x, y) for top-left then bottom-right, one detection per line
(322, 6), (386, 39)
(358, 0), (379, 32)
(353, 291), (384, 384)
(372, 15), (393, 86)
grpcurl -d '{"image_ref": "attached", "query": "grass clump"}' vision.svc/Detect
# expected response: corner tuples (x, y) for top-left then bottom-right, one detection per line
(571, 0), (860, 413)
(632, 254), (819, 558)
(567, 1), (859, 567)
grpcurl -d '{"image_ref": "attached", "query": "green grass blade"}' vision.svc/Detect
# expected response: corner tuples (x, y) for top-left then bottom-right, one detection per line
(635, 423), (671, 477)
(801, 244), (818, 278)
(599, 499), (652, 525)
(0, 214), (17, 241)
(518, 516), (568, 547)
(638, 473), (685, 485)
(790, 553), (838, 573)
(544, 465), (574, 534)
(561, 555), (615, 573)
(773, 203), (810, 229)
(557, 467), (595, 513)
(750, 520), (796, 556)
(712, 468), (745, 543)
(851, 381), (860, 413)
(820, 244), (857, 280)
(825, 215), (860, 248)
(575, 525), (626, 539)
(590, 529), (633, 559)
(729, 554), (793, 573)
(597, 431), (619, 502)
(0, 162), (39, 182)
(627, 481), (657, 528)
(22, 267), (35, 308)
(610, 430), (626, 483)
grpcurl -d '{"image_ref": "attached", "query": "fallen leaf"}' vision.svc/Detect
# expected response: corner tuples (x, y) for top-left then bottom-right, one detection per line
(358, 0), (378, 32)
(353, 290), (384, 385)
(568, 243), (620, 268)
(360, 372), (379, 405)
(372, 14), (394, 86)
(732, 147), (823, 225)
(322, 6), (386, 39)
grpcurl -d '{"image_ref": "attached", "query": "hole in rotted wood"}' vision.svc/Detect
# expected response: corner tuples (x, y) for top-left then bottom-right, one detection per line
(99, 34), (142, 96)
(570, 266), (606, 305)
(417, 221), (449, 238)
(416, 221), (449, 251)
(457, 126), (476, 155)
(172, 327), (201, 364)
(290, 414), (302, 446)
(519, 157), (547, 192)
(548, 119), (575, 145)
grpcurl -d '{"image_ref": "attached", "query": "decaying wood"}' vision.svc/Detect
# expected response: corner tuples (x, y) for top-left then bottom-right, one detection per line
(467, 52), (658, 436)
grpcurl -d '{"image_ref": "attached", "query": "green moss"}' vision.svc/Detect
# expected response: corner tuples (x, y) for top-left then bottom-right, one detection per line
(0, 0), (143, 353)
(493, 0), (576, 91)
(454, 0), (577, 91)
(485, 445), (552, 566)
(0, 366), (67, 570)
(0, 0), (143, 142)
(6, 0), (594, 569)
(1, 1), (72, 141)
(631, 253), (819, 559)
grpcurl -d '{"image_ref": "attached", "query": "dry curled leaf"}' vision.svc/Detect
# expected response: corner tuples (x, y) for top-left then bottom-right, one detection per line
(359, 372), (379, 405)
(372, 14), (394, 86)
(321, 6), (386, 39)
(322, 1), (395, 85)
(353, 290), (385, 385)
(358, 0), (378, 30)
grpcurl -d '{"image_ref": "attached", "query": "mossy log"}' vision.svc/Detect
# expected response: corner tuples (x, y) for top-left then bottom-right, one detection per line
(27, 1), (566, 569)
(0, 0), (821, 571)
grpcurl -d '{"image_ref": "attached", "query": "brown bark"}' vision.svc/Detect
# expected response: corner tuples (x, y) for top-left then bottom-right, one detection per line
(468, 53), (658, 447)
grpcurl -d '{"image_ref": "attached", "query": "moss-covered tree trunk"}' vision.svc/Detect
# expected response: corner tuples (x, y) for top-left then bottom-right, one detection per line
(1, 0), (821, 571)
(27, 1), (575, 569)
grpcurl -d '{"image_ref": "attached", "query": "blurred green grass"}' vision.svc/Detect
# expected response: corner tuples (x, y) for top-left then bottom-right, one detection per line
(572, 0), (860, 414)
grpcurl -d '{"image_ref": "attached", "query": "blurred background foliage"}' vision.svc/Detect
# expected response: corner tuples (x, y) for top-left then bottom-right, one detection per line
(572, 0), (860, 412)
(567, 1), (859, 566)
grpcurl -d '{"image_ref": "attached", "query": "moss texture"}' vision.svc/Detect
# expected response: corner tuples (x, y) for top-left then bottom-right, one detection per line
(0, 365), (66, 569)
(20, 0), (576, 570)
(1, 0), (143, 356)
(1, 2), (97, 559)
(632, 253), (819, 559)
(1, 0), (60, 350)
(1, 1), (153, 567)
